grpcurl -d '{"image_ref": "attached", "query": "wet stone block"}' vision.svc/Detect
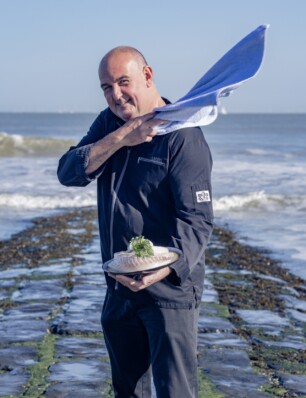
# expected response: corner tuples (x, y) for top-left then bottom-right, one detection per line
(72, 263), (104, 275)
(45, 383), (109, 398)
(216, 388), (271, 398)
(73, 274), (105, 286)
(236, 309), (290, 328)
(0, 345), (38, 369)
(255, 273), (286, 284)
(75, 251), (102, 263)
(198, 315), (234, 332)
(203, 279), (214, 289)
(0, 370), (30, 396)
(278, 373), (306, 394)
(55, 337), (108, 359)
(203, 368), (269, 397)
(0, 279), (16, 288)
(53, 301), (102, 335)
(32, 262), (71, 276)
(0, 319), (48, 343)
(198, 348), (252, 371)
(198, 332), (249, 349)
(201, 287), (219, 303)
(257, 336), (306, 350)
(0, 267), (32, 279)
(286, 308), (306, 323)
(279, 294), (306, 311)
(12, 279), (66, 302)
(0, 290), (10, 300)
(69, 283), (105, 303)
(47, 360), (111, 384)
(52, 283), (104, 334)
(236, 309), (290, 335)
(4, 303), (52, 320)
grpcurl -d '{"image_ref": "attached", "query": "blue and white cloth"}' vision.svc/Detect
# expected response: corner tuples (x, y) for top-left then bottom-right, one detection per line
(154, 25), (269, 135)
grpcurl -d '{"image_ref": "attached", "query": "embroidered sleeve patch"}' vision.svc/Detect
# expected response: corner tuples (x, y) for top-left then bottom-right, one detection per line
(196, 190), (211, 203)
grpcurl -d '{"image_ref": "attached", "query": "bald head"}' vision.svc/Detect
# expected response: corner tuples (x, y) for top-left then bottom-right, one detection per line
(98, 46), (164, 121)
(99, 46), (148, 74)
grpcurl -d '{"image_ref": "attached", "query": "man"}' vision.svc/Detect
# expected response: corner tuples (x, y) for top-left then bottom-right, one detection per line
(57, 46), (213, 397)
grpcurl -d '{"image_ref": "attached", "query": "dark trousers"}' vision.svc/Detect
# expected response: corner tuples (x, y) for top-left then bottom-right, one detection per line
(101, 288), (199, 398)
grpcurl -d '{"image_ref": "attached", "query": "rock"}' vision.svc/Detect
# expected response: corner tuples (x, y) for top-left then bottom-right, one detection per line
(278, 373), (306, 394)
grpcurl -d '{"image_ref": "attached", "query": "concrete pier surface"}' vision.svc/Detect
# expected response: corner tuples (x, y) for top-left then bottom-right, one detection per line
(1, 209), (306, 397)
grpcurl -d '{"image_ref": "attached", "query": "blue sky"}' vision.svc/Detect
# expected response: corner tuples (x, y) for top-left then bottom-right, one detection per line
(0, 0), (305, 113)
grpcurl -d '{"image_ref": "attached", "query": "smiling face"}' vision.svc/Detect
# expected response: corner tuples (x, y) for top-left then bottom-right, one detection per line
(99, 50), (155, 121)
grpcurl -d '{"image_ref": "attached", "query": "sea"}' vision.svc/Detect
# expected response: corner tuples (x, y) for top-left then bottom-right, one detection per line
(0, 112), (305, 280)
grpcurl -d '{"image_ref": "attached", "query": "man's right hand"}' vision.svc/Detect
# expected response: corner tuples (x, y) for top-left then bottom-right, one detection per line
(85, 113), (165, 175)
(117, 113), (166, 147)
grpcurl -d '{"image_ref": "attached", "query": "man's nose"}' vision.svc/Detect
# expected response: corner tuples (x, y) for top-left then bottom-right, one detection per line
(112, 85), (122, 102)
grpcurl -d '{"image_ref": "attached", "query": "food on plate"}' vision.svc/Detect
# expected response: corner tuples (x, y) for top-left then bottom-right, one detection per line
(108, 236), (179, 273)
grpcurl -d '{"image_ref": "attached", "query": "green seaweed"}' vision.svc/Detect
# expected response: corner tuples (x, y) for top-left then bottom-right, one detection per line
(198, 369), (224, 398)
(23, 334), (57, 397)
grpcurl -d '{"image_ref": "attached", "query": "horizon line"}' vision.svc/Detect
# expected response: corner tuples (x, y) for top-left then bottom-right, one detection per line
(1, 111), (306, 115)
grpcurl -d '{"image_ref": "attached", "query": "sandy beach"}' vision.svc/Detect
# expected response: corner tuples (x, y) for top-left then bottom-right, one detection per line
(1, 208), (306, 397)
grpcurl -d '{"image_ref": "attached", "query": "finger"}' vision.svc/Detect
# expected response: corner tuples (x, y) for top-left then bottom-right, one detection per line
(147, 119), (167, 128)
(142, 267), (170, 285)
(139, 112), (155, 122)
(152, 117), (168, 125)
(116, 274), (137, 287)
(117, 273), (153, 290)
(141, 271), (159, 285)
(146, 130), (158, 138)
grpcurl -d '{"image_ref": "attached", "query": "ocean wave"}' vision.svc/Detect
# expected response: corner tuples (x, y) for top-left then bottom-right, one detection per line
(0, 132), (76, 157)
(245, 147), (293, 159)
(1, 190), (305, 214)
(213, 191), (306, 212)
(246, 148), (276, 156)
(0, 193), (96, 209)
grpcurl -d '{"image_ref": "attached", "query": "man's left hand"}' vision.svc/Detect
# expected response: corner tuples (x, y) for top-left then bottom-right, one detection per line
(108, 266), (172, 292)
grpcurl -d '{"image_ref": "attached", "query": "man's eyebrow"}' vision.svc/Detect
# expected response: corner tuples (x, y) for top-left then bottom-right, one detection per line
(100, 82), (110, 89)
(100, 75), (130, 88)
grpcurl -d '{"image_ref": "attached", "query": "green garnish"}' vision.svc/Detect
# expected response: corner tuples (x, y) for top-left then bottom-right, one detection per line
(130, 236), (154, 257)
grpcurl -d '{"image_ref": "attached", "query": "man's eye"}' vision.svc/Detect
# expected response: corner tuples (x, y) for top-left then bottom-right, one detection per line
(120, 79), (129, 85)
(102, 86), (111, 92)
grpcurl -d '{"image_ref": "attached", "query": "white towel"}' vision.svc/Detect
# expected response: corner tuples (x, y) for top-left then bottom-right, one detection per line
(154, 24), (269, 135)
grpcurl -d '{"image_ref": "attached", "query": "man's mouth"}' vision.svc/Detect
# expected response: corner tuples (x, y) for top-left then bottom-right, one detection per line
(117, 99), (131, 108)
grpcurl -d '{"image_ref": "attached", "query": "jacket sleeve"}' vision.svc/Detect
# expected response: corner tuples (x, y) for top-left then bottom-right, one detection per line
(167, 127), (214, 285)
(57, 110), (110, 187)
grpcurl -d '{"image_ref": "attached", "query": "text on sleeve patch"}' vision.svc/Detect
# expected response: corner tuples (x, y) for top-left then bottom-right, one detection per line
(196, 190), (211, 203)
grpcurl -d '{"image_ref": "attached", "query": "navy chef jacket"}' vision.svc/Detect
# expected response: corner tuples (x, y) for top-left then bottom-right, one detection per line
(57, 107), (213, 308)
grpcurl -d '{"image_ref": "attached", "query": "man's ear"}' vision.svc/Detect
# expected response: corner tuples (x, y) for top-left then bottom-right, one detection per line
(143, 65), (154, 87)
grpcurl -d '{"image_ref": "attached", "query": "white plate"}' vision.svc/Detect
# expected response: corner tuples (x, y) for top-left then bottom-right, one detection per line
(102, 248), (182, 275)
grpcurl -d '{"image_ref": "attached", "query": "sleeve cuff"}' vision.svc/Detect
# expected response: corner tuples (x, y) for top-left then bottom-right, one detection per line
(75, 144), (101, 182)
(168, 255), (190, 286)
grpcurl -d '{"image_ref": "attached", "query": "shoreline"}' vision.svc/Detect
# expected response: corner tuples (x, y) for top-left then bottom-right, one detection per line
(1, 207), (305, 288)
(1, 208), (306, 397)
(0, 208), (97, 268)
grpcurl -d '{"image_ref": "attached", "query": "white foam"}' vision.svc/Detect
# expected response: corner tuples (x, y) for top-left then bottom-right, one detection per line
(213, 191), (306, 212)
(3, 190), (302, 214)
(0, 193), (96, 209)
(246, 148), (275, 156)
